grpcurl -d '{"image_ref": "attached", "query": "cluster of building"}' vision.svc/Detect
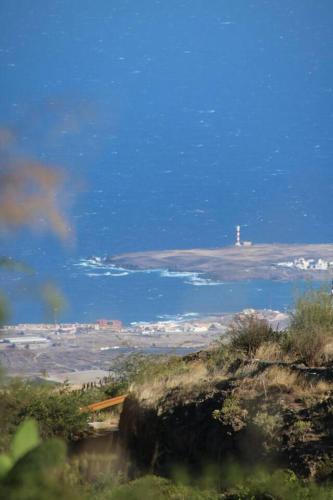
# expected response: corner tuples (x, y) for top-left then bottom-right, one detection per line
(277, 257), (333, 271)
(131, 319), (226, 335)
(0, 319), (124, 349)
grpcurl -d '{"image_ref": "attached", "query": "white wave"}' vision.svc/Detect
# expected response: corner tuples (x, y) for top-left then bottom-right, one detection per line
(75, 256), (224, 286)
(185, 277), (225, 286)
(160, 270), (201, 279)
(87, 271), (129, 277)
(157, 312), (200, 321)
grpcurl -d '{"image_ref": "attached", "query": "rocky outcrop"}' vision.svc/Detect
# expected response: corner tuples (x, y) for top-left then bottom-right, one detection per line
(119, 362), (333, 479)
(119, 379), (269, 476)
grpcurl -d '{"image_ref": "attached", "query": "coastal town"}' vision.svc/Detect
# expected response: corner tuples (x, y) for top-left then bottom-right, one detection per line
(0, 310), (289, 385)
(277, 257), (333, 271)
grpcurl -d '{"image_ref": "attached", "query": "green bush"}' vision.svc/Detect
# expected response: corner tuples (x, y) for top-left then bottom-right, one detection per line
(104, 380), (129, 398)
(0, 380), (90, 450)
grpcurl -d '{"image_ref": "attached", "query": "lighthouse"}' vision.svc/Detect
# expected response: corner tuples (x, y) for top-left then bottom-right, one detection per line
(235, 225), (241, 247)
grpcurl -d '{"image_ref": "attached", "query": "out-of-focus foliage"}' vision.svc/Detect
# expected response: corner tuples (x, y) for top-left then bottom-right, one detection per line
(194, 464), (333, 500)
(100, 475), (219, 500)
(0, 139), (74, 322)
(41, 282), (68, 319)
(0, 163), (71, 241)
(0, 419), (78, 500)
(0, 419), (40, 479)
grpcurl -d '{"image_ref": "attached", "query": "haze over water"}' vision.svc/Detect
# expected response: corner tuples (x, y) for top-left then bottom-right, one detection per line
(1, 1), (332, 322)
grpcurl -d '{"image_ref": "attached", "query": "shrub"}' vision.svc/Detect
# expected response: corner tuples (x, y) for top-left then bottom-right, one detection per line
(0, 380), (90, 449)
(104, 380), (129, 398)
(289, 419), (312, 444)
(212, 395), (248, 431)
(284, 328), (327, 367)
(290, 289), (333, 335)
(228, 314), (277, 357)
(252, 411), (283, 450)
(204, 344), (234, 374)
(282, 289), (333, 366)
(316, 454), (333, 481)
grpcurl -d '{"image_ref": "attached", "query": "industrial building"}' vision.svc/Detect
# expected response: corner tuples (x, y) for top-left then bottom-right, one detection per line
(1, 336), (50, 347)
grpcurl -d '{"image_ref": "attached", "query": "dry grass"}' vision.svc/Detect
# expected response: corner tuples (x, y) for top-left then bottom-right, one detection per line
(131, 361), (213, 405)
(233, 365), (333, 403)
(258, 366), (332, 398)
(255, 342), (285, 362)
(262, 366), (299, 390)
(323, 340), (333, 359)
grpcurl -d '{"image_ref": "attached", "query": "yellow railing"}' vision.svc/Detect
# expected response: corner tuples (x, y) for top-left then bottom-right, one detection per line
(80, 394), (127, 413)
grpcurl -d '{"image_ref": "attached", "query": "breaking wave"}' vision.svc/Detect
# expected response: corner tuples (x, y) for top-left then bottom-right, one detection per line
(75, 257), (224, 286)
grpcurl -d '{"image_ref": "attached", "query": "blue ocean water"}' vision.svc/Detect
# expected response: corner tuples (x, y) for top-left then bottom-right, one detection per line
(0, 1), (332, 323)
(5, 256), (324, 324)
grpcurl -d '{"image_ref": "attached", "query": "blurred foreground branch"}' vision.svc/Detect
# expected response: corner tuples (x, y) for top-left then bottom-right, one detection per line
(0, 163), (72, 242)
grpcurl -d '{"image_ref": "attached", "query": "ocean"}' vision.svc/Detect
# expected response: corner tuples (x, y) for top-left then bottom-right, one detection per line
(1, 1), (332, 323)
(4, 255), (324, 324)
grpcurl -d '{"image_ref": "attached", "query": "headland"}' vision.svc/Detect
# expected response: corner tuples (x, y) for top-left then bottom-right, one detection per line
(106, 243), (333, 282)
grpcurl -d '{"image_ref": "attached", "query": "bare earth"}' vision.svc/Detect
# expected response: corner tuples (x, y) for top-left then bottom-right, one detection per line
(107, 243), (333, 281)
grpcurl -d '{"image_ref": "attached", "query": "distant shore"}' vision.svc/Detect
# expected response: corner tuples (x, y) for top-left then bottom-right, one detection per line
(106, 243), (333, 282)
(0, 309), (289, 385)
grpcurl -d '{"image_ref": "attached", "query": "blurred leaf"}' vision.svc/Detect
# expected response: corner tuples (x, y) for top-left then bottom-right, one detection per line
(3, 438), (69, 500)
(0, 256), (33, 274)
(41, 283), (68, 319)
(11, 419), (40, 462)
(8, 438), (66, 479)
(0, 454), (12, 479)
(0, 164), (73, 243)
(0, 293), (9, 325)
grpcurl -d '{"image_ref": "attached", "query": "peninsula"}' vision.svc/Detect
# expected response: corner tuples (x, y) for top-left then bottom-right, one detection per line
(106, 243), (333, 282)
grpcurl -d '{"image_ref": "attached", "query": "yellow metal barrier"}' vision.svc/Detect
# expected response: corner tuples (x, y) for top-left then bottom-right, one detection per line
(80, 394), (127, 413)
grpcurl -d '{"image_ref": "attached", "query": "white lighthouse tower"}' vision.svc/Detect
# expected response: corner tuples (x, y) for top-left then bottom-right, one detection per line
(235, 225), (241, 247)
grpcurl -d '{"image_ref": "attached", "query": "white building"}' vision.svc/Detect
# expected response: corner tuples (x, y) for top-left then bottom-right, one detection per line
(1, 336), (50, 345)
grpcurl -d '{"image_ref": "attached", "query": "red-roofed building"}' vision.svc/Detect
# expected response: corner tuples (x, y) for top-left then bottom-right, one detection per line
(97, 319), (123, 331)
